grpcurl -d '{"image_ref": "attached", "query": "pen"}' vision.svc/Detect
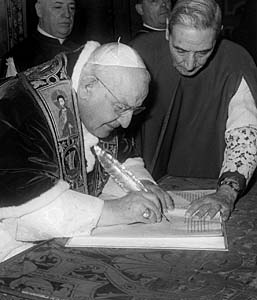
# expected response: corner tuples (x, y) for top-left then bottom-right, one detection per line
(94, 145), (171, 223)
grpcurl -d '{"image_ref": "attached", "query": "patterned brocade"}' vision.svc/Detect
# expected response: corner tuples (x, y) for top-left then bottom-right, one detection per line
(220, 126), (257, 184)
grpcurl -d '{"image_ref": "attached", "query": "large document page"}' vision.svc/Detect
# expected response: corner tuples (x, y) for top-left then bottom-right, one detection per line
(66, 190), (228, 250)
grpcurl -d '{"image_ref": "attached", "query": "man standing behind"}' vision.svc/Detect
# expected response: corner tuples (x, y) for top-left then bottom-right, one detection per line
(0, 0), (78, 77)
(131, 0), (257, 221)
(134, 0), (172, 37)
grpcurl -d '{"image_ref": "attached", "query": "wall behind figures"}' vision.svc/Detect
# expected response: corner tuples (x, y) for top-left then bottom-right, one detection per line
(61, 0), (139, 44)
(222, 0), (246, 38)
(73, 0), (115, 44)
(0, 0), (251, 64)
(0, 0), (26, 58)
(62, 0), (249, 43)
(26, 0), (137, 45)
(0, 1), (8, 60)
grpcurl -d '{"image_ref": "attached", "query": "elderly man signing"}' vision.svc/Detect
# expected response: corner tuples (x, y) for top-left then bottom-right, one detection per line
(0, 42), (173, 262)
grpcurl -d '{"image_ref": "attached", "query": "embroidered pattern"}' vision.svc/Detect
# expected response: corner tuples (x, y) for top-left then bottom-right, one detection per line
(220, 126), (257, 184)
(22, 54), (87, 193)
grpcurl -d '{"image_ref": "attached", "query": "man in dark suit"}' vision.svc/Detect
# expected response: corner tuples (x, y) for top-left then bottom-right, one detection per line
(0, 0), (79, 77)
(134, 0), (172, 37)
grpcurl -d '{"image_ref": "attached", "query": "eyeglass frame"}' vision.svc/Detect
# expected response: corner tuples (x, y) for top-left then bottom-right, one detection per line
(94, 76), (146, 116)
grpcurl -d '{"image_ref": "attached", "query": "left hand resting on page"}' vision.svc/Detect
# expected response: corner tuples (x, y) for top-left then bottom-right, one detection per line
(186, 185), (238, 221)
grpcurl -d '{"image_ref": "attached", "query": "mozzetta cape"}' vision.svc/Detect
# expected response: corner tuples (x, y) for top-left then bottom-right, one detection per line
(130, 32), (257, 180)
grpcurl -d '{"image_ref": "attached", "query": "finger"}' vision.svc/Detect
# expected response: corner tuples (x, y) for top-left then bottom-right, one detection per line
(186, 204), (202, 217)
(158, 190), (174, 210)
(190, 203), (212, 219)
(142, 192), (162, 211)
(164, 192), (175, 211)
(157, 192), (168, 211)
(144, 185), (170, 212)
(208, 206), (220, 219)
(156, 194), (168, 212)
(194, 210), (207, 219)
(146, 200), (162, 222)
(154, 189), (171, 212)
(221, 209), (230, 221)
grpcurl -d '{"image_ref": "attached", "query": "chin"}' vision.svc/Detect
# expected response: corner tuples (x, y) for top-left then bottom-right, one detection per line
(56, 29), (72, 38)
(176, 67), (201, 77)
(94, 130), (111, 139)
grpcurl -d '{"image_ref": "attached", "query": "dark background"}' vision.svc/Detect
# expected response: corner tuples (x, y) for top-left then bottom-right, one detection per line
(26, 0), (247, 43)
(25, 0), (146, 44)
(0, 0), (249, 60)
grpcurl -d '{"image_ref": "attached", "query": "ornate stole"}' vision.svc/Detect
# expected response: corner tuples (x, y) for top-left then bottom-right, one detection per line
(20, 54), (88, 193)
(88, 135), (119, 196)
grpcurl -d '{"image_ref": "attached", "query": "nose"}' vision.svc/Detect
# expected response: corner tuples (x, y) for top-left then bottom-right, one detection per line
(62, 6), (72, 18)
(118, 111), (133, 128)
(184, 53), (196, 71)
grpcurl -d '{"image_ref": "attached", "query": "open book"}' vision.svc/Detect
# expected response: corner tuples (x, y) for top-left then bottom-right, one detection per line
(66, 190), (228, 251)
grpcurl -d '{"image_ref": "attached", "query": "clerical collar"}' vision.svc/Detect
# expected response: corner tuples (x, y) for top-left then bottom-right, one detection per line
(143, 23), (166, 31)
(37, 26), (65, 44)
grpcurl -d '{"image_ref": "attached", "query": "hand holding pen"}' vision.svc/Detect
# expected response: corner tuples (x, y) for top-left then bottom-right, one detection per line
(94, 145), (174, 224)
(139, 180), (174, 223)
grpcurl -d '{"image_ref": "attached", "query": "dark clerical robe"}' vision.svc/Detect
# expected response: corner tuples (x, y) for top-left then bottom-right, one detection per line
(130, 32), (257, 180)
(0, 31), (79, 77)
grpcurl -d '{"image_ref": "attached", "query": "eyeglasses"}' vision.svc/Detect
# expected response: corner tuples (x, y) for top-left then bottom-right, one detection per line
(95, 76), (146, 116)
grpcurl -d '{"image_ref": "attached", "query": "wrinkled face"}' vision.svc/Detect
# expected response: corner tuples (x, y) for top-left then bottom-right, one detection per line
(36, 0), (75, 39)
(77, 76), (146, 138)
(168, 24), (216, 76)
(138, 0), (171, 29)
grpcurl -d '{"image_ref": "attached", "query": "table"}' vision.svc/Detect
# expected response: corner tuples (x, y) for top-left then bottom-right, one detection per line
(0, 176), (257, 300)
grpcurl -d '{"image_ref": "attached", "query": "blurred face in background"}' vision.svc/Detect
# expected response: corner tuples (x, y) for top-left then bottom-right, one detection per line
(35, 0), (75, 39)
(136, 0), (172, 29)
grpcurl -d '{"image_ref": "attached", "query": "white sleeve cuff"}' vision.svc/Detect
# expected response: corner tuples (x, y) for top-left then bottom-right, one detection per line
(0, 180), (69, 220)
(16, 186), (104, 241)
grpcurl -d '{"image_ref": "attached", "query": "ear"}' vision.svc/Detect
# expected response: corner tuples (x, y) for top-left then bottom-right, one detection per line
(78, 75), (97, 99)
(135, 4), (144, 16)
(35, 1), (42, 18)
